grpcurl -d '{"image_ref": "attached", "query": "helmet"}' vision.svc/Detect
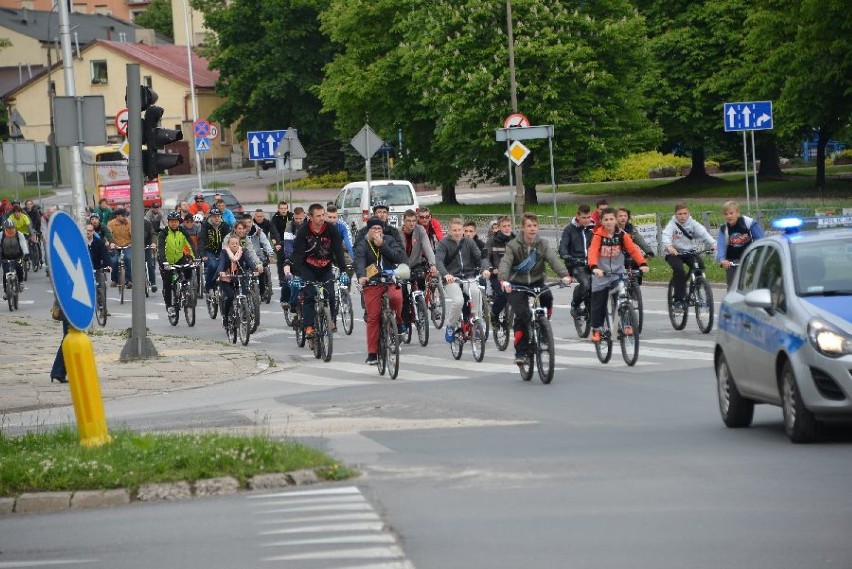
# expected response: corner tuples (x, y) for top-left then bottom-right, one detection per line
(394, 263), (411, 280)
(3, 219), (15, 229)
(209, 207), (221, 216)
(372, 200), (388, 212)
(167, 211), (182, 221)
(193, 213), (204, 222)
(194, 193), (205, 201)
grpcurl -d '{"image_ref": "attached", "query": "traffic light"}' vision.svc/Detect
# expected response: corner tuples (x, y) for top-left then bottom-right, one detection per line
(140, 87), (183, 180)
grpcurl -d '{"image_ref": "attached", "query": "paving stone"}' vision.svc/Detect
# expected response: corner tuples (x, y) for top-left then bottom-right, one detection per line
(194, 477), (240, 497)
(14, 492), (72, 514)
(287, 469), (319, 486)
(0, 497), (15, 515)
(71, 489), (130, 509)
(248, 473), (291, 490)
(137, 481), (192, 501)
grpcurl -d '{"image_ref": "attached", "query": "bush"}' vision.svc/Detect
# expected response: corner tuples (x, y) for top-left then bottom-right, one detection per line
(290, 171), (351, 189)
(579, 151), (691, 182)
(832, 149), (852, 165)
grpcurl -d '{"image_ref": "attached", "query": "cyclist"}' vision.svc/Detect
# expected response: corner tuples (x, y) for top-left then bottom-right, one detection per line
(325, 205), (355, 263)
(1, 219), (28, 299)
(463, 220), (488, 262)
(158, 211), (195, 319)
(245, 213), (275, 300)
(355, 218), (407, 364)
(217, 235), (258, 329)
(590, 198), (609, 226)
(287, 203), (348, 339)
(23, 200), (44, 238)
(92, 198), (112, 227)
(271, 201), (293, 287)
(485, 215), (515, 327)
(107, 208), (132, 288)
(588, 208), (649, 343)
(285, 206), (306, 235)
(499, 213), (572, 363)
(144, 201), (165, 234)
(143, 215), (158, 292)
(400, 209), (437, 328)
(188, 193), (210, 216)
(417, 207), (444, 249)
(354, 202), (403, 246)
(558, 204), (594, 318)
(214, 198), (236, 226)
(89, 213), (113, 244)
(716, 200), (764, 289)
(661, 203), (716, 310)
(616, 207), (655, 285)
(198, 208), (232, 299)
(6, 203), (34, 242)
(182, 213), (203, 255)
(223, 219), (262, 268)
(253, 209), (278, 243)
(85, 223), (111, 273)
(436, 218), (487, 343)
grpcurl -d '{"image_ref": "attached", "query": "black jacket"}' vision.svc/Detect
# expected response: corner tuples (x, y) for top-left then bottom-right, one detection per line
(291, 222), (347, 277)
(558, 218), (594, 264)
(486, 231), (515, 270)
(354, 234), (407, 282)
(198, 219), (232, 257)
(270, 212), (292, 244)
(354, 222), (403, 250)
(88, 235), (111, 271)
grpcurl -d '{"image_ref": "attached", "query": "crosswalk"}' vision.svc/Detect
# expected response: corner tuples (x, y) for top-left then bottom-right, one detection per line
(248, 486), (415, 568)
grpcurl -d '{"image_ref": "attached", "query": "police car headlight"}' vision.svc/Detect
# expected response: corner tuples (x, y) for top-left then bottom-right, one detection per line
(808, 318), (852, 357)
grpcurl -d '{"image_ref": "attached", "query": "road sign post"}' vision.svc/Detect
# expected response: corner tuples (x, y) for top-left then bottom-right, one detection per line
(723, 100), (773, 213)
(48, 211), (111, 447)
(350, 124), (384, 199)
(496, 124), (558, 228)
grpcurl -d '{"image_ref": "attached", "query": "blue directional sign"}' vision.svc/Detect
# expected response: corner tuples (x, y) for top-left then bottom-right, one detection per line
(195, 137), (210, 153)
(247, 130), (286, 160)
(723, 101), (773, 132)
(48, 211), (95, 330)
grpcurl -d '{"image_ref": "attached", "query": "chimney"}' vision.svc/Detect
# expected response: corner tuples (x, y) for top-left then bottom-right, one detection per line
(21, 1), (35, 11)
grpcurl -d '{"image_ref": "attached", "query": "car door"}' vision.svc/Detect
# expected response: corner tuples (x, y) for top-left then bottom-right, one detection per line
(719, 244), (764, 392)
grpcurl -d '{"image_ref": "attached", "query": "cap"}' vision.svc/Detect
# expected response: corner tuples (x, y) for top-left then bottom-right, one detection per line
(184, 214), (194, 222)
(366, 218), (384, 230)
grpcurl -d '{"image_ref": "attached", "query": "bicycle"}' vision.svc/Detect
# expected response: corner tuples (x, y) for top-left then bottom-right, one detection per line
(299, 279), (334, 362)
(206, 279), (222, 319)
(364, 271), (405, 379)
(425, 274), (446, 329)
(166, 262), (197, 327)
(565, 257), (592, 338)
(448, 277), (486, 363)
(259, 254), (273, 304)
(191, 258), (204, 299)
(29, 233), (43, 273)
(144, 244), (158, 298)
(113, 245), (131, 304)
(3, 260), (22, 311)
(593, 273), (640, 367)
(479, 279), (491, 342)
(224, 271), (253, 346)
(623, 266), (645, 334)
(510, 283), (563, 384)
(94, 267), (109, 326)
(333, 265), (355, 336)
(667, 249), (714, 334)
(247, 272), (262, 334)
(402, 266), (430, 346)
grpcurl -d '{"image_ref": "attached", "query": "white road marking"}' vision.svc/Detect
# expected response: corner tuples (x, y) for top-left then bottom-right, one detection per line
(261, 533), (394, 546)
(259, 521), (385, 535)
(250, 486), (361, 499)
(262, 545), (405, 561)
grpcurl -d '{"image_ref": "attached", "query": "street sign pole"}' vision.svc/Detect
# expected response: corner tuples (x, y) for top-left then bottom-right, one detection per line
(751, 129), (759, 211)
(742, 131), (750, 214)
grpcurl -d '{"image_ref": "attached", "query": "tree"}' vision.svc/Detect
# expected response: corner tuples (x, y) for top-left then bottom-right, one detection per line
(134, 0), (174, 40)
(193, 0), (343, 172)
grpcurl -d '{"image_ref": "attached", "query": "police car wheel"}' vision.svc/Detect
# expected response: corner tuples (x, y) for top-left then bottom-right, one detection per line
(781, 361), (820, 443)
(716, 352), (754, 428)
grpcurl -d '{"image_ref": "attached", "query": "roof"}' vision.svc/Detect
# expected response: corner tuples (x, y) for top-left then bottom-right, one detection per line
(0, 7), (154, 45)
(98, 40), (218, 89)
(0, 65), (45, 97)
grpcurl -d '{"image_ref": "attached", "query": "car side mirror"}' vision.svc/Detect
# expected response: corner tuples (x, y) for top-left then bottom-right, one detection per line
(744, 288), (774, 315)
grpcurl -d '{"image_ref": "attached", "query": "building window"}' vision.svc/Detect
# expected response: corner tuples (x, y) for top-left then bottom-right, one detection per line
(91, 60), (108, 85)
(143, 76), (153, 88)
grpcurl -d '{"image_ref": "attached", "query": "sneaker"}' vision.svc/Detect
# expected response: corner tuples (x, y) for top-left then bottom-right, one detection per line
(125, 282), (132, 289)
(622, 325), (634, 336)
(151, 285), (157, 293)
(110, 282), (117, 288)
(305, 326), (315, 339)
(514, 349), (527, 365)
(397, 323), (409, 335)
(289, 305), (297, 314)
(591, 329), (601, 343)
(331, 322), (338, 333)
(1, 294), (5, 301)
(444, 325), (455, 343)
(167, 306), (176, 318)
(280, 301), (289, 311)
(365, 353), (378, 365)
(672, 300), (686, 311)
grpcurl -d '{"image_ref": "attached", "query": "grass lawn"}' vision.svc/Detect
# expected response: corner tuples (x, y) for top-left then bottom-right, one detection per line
(0, 187), (55, 202)
(0, 427), (355, 496)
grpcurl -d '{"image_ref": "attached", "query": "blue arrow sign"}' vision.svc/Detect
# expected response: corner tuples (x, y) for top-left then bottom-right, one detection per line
(723, 101), (773, 132)
(247, 130), (286, 160)
(48, 211), (95, 330)
(195, 137), (210, 153)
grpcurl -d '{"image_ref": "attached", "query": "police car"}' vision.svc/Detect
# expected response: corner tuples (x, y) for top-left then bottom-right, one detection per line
(715, 216), (852, 442)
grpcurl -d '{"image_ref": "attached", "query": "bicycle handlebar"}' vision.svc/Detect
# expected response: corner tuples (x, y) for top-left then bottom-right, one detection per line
(509, 282), (566, 295)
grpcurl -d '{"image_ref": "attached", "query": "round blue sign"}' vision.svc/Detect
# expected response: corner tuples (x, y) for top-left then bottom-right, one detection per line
(48, 211), (96, 330)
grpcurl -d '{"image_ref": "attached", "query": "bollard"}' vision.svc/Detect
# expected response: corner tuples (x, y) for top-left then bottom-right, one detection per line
(62, 329), (111, 447)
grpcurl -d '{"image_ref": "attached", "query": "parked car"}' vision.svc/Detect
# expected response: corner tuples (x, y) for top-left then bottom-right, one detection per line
(715, 216), (852, 442)
(333, 180), (419, 231)
(178, 188), (244, 214)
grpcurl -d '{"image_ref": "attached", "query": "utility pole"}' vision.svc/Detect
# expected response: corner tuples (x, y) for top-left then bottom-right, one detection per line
(506, 0), (525, 217)
(57, 0), (86, 222)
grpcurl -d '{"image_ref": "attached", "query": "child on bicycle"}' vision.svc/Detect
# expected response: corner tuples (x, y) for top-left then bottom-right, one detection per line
(436, 218), (487, 343)
(661, 203), (716, 309)
(588, 208), (649, 343)
(716, 200), (763, 289)
(499, 213), (572, 364)
(217, 235), (258, 329)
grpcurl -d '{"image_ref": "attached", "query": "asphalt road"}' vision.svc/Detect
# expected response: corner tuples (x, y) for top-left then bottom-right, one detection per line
(4, 267), (852, 568)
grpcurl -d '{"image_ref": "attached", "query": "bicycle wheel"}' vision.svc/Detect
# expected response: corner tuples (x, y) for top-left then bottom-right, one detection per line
(415, 295), (429, 346)
(518, 331), (534, 382)
(6, 278), (13, 311)
(694, 276), (715, 334)
(238, 298), (251, 345)
(312, 305), (324, 359)
(249, 285), (261, 334)
(320, 306), (333, 362)
(471, 319), (486, 363)
(595, 304), (613, 364)
(535, 316), (555, 384)
(96, 281), (108, 326)
(339, 288), (354, 335)
(12, 281), (19, 311)
(118, 265), (126, 304)
(573, 297), (591, 338)
(403, 302), (414, 345)
(184, 289), (196, 327)
(667, 280), (688, 330)
(168, 290), (180, 326)
(377, 313), (388, 376)
(22, 258), (28, 282)
(481, 298), (491, 342)
(384, 312), (400, 379)
(493, 305), (511, 351)
(450, 325), (464, 360)
(227, 306), (237, 344)
(262, 271), (272, 303)
(295, 306), (306, 347)
(430, 280), (446, 329)
(618, 303), (640, 367)
(207, 287), (219, 319)
(30, 244), (41, 272)
(627, 283), (644, 335)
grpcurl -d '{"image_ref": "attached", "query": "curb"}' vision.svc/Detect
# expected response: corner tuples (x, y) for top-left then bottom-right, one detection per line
(0, 469), (321, 516)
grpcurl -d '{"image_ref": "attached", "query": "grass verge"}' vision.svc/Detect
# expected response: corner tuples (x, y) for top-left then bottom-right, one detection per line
(0, 188), (56, 202)
(0, 427), (355, 496)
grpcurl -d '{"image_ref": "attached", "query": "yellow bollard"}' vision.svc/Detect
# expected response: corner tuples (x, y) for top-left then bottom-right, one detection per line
(62, 329), (112, 447)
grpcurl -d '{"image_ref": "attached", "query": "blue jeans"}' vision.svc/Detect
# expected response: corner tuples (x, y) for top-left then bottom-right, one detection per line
(203, 255), (220, 293)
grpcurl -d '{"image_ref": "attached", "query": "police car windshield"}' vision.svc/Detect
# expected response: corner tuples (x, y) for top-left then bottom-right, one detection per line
(792, 236), (852, 296)
(370, 185), (414, 206)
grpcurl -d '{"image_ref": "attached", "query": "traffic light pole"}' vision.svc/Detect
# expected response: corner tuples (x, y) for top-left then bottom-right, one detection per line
(121, 64), (157, 361)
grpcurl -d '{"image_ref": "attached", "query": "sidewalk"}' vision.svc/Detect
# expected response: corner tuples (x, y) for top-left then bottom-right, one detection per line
(0, 312), (277, 415)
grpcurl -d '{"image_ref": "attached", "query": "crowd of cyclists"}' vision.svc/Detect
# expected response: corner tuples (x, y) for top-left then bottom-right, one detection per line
(2, 190), (766, 380)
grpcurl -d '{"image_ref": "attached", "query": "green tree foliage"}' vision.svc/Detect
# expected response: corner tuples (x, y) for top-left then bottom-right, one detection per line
(134, 0), (174, 40)
(193, 0), (343, 172)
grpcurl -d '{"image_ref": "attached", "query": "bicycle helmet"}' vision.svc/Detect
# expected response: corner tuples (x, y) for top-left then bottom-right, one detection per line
(194, 193), (205, 201)
(167, 211), (182, 221)
(372, 200), (389, 212)
(3, 219), (15, 229)
(193, 213), (204, 223)
(209, 207), (221, 216)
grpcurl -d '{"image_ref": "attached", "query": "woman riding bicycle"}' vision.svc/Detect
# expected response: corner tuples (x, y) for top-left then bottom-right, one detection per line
(217, 235), (258, 329)
(499, 213), (572, 364)
(588, 208), (649, 343)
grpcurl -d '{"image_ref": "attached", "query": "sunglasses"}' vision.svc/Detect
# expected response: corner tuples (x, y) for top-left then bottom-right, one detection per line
(418, 215), (430, 219)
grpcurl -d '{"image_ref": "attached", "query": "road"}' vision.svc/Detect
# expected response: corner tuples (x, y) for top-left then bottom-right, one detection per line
(3, 265), (852, 568)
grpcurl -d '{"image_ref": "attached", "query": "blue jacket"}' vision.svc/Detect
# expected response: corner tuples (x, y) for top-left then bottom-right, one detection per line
(220, 208), (236, 227)
(335, 219), (354, 259)
(716, 215), (764, 261)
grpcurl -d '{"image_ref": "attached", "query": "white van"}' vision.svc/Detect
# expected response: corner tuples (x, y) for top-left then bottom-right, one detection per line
(334, 180), (419, 231)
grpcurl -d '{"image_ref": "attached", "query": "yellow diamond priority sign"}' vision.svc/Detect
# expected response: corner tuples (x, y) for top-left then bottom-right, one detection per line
(507, 140), (530, 166)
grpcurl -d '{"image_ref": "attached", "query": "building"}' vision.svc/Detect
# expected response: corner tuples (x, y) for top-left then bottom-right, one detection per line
(0, 0), (152, 24)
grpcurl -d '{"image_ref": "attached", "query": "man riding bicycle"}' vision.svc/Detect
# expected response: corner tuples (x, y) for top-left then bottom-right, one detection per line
(1, 219), (28, 299)
(355, 218), (407, 365)
(485, 216), (515, 327)
(558, 204), (594, 318)
(198, 207), (232, 299)
(499, 213), (572, 363)
(436, 218), (488, 343)
(661, 203), (716, 309)
(400, 209), (437, 328)
(158, 211), (195, 319)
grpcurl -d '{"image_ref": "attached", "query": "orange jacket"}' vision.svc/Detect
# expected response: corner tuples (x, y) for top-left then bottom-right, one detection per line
(587, 225), (646, 273)
(188, 202), (210, 216)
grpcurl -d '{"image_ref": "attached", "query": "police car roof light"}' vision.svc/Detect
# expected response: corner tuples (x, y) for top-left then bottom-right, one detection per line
(772, 217), (804, 234)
